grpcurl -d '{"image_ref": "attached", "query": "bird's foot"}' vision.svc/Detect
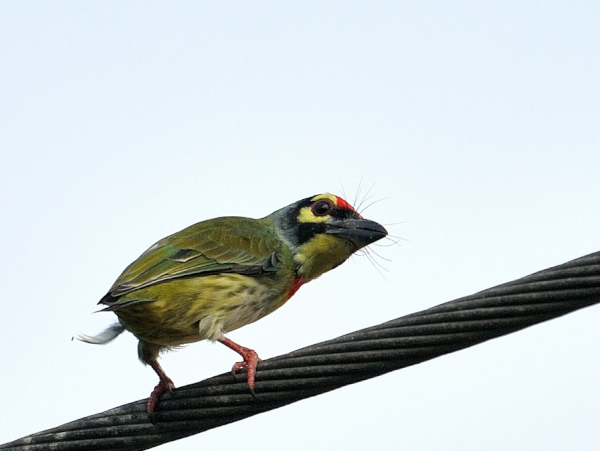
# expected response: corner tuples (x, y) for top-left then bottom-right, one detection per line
(231, 351), (262, 397)
(147, 374), (175, 414)
(219, 337), (262, 395)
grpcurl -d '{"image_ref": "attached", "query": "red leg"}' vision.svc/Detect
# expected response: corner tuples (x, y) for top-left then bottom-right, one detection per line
(219, 337), (262, 394)
(147, 360), (175, 414)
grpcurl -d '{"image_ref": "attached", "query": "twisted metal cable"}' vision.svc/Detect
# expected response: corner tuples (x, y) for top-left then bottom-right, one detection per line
(3, 251), (600, 451)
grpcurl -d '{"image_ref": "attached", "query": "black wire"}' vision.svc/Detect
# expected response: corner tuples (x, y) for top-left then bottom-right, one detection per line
(3, 251), (600, 451)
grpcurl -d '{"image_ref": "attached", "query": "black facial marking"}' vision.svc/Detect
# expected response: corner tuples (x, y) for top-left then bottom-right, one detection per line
(275, 195), (361, 248)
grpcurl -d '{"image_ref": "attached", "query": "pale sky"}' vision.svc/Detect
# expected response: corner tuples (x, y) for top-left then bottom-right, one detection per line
(1, 2), (599, 450)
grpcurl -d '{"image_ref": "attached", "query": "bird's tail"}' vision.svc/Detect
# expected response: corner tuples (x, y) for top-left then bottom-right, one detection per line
(75, 322), (125, 345)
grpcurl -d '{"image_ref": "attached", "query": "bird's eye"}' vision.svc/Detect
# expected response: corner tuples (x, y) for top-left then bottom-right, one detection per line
(312, 199), (334, 216)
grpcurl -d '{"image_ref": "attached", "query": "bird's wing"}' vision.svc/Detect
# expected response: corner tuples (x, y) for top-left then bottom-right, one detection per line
(101, 217), (282, 301)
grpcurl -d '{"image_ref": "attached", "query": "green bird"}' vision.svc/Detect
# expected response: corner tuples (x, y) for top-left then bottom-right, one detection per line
(79, 193), (387, 413)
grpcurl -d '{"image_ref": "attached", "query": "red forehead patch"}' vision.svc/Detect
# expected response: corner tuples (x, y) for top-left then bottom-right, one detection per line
(334, 196), (363, 218)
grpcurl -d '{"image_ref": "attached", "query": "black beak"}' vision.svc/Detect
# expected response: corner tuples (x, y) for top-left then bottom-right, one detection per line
(325, 218), (388, 250)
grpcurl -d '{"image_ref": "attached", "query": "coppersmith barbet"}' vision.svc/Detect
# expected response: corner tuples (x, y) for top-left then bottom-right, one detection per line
(79, 193), (387, 413)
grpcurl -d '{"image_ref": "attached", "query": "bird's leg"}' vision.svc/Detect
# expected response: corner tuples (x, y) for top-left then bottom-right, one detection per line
(218, 337), (262, 395)
(146, 360), (175, 414)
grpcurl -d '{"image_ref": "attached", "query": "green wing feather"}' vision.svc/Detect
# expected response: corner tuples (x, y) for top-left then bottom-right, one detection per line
(100, 216), (282, 303)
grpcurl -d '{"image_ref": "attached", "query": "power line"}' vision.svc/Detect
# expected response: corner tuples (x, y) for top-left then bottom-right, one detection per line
(3, 251), (599, 451)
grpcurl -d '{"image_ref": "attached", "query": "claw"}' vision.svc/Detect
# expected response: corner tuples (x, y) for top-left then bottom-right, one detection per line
(219, 337), (262, 395)
(147, 376), (175, 414)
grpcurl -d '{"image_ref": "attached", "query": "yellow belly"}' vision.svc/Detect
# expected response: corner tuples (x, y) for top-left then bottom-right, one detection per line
(112, 273), (287, 347)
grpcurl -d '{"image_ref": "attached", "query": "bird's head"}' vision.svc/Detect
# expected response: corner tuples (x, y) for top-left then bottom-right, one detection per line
(267, 193), (388, 282)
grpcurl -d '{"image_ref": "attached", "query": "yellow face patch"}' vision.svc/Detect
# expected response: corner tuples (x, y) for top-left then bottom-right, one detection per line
(311, 193), (337, 203)
(294, 233), (353, 281)
(297, 193), (338, 224)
